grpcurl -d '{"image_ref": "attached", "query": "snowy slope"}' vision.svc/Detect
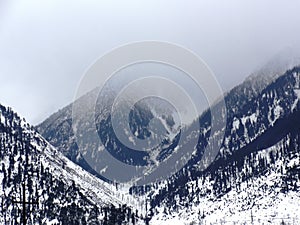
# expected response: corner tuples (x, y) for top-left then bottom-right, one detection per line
(0, 104), (144, 224)
(151, 134), (300, 224)
(37, 88), (179, 184)
(146, 67), (300, 224)
(36, 58), (300, 224)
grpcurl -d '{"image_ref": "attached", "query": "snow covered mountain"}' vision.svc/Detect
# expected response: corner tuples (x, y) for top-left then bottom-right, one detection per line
(36, 62), (300, 224)
(150, 111), (300, 224)
(245, 47), (300, 95)
(0, 104), (145, 224)
(37, 89), (179, 183)
(147, 67), (300, 224)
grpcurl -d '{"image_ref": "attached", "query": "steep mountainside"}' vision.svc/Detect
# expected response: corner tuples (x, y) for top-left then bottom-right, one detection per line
(37, 62), (300, 224)
(150, 109), (300, 224)
(37, 91), (178, 183)
(0, 104), (144, 225)
(147, 67), (300, 224)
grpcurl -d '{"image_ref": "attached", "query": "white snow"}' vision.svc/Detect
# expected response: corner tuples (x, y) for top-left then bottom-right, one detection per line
(294, 89), (300, 99)
(150, 136), (300, 225)
(268, 105), (283, 126)
(274, 105), (283, 119)
(0, 113), (5, 124)
(232, 118), (240, 131)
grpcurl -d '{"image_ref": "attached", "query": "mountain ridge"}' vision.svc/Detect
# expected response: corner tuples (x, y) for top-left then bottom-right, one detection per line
(36, 63), (300, 224)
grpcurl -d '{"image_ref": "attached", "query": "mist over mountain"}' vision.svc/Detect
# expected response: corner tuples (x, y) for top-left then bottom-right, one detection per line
(34, 53), (300, 224)
(0, 53), (299, 224)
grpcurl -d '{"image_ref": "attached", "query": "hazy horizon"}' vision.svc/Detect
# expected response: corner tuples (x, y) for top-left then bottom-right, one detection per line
(1, 0), (300, 124)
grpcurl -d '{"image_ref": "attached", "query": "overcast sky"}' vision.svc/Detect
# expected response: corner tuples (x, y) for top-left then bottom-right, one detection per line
(0, 0), (300, 125)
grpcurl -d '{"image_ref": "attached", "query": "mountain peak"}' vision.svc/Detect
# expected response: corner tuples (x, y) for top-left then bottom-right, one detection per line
(246, 47), (300, 91)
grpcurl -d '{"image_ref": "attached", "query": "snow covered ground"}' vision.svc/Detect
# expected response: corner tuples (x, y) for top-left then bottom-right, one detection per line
(150, 138), (300, 225)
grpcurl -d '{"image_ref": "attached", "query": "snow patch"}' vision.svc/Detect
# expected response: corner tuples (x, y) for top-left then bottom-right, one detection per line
(232, 118), (240, 131)
(294, 89), (300, 99)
